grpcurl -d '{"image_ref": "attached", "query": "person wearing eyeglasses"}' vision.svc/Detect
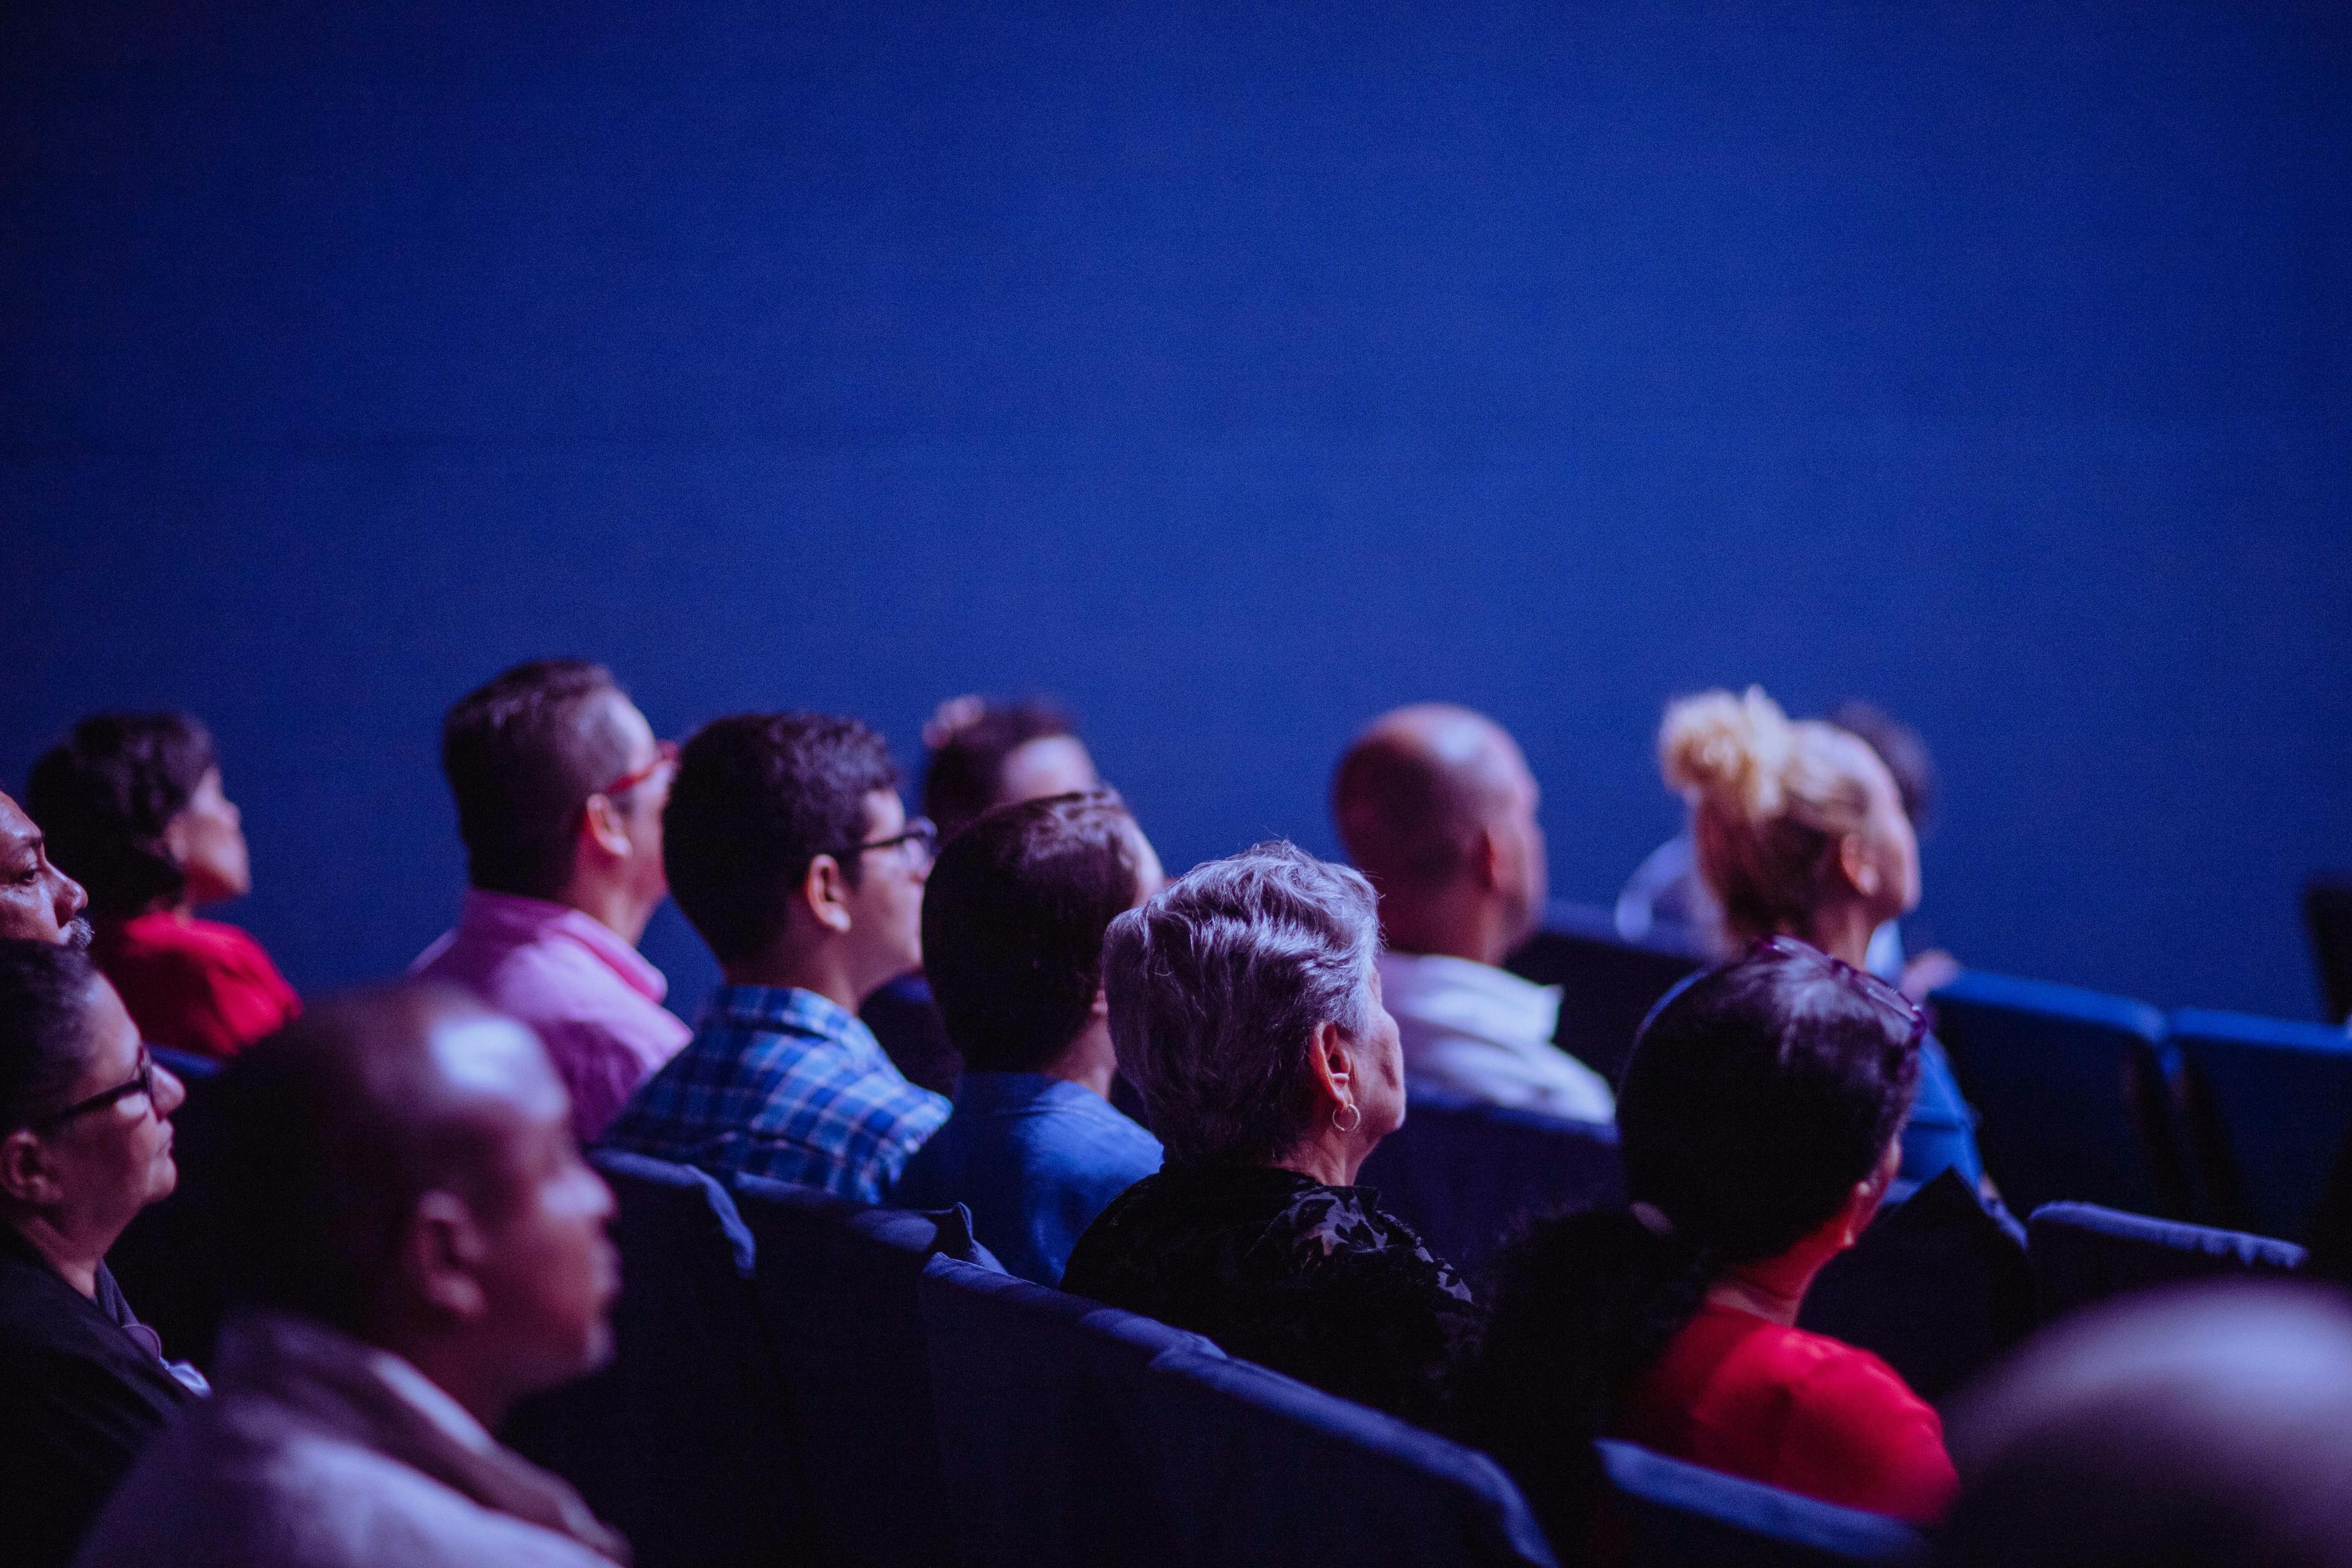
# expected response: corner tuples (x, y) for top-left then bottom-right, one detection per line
(1453, 940), (1956, 1543)
(0, 940), (203, 1568)
(601, 714), (948, 1203)
(411, 660), (690, 1145)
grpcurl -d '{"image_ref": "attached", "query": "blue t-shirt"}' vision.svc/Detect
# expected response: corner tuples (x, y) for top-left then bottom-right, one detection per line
(895, 1071), (1164, 1285)
(1898, 1035), (1985, 1191)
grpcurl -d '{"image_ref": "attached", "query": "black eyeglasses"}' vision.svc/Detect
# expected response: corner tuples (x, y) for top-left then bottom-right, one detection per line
(1754, 934), (1929, 1047)
(28, 1050), (159, 1130)
(829, 817), (938, 867)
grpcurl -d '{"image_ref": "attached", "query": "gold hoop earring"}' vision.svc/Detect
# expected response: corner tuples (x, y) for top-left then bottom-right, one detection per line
(1332, 1102), (1362, 1136)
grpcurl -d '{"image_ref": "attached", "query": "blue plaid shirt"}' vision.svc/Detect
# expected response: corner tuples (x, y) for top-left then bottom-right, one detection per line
(601, 984), (949, 1204)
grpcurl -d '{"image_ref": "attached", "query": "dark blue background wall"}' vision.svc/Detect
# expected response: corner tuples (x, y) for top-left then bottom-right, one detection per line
(5, 3), (2348, 1020)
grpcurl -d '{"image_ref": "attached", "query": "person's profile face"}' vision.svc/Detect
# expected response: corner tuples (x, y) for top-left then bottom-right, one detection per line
(842, 789), (929, 994)
(604, 697), (673, 906)
(40, 976), (186, 1226)
(172, 767), (252, 905)
(0, 794), (91, 947)
(995, 735), (1098, 809)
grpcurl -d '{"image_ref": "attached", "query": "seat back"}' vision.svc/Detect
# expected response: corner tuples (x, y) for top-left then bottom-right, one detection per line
(1358, 1091), (1623, 1273)
(1506, 902), (1702, 1087)
(2306, 873), (2352, 1027)
(1596, 1442), (1924, 1566)
(502, 1151), (807, 1568)
(2027, 1200), (2306, 1319)
(1927, 969), (2186, 1218)
(731, 1175), (985, 1567)
(2172, 1008), (2352, 1240)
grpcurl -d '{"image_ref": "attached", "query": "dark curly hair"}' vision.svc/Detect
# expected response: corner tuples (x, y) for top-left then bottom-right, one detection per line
(25, 712), (219, 918)
(1451, 938), (1923, 1553)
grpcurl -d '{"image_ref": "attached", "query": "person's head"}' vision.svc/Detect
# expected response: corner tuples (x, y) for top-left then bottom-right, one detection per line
(921, 696), (1099, 843)
(1828, 699), (1939, 834)
(922, 790), (1163, 1077)
(1332, 703), (1548, 965)
(0, 941), (186, 1259)
(0, 791), (91, 949)
(25, 712), (248, 919)
(663, 713), (929, 1001)
(1456, 938), (1923, 1545)
(1660, 687), (1920, 949)
(1103, 840), (1399, 1174)
(206, 984), (616, 1422)
(1940, 1284), (2352, 1568)
(440, 659), (672, 937)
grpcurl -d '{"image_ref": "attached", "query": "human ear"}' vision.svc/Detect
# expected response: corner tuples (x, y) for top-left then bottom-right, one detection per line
(801, 856), (853, 935)
(579, 794), (633, 862)
(0, 1129), (59, 1207)
(1308, 1019), (1354, 1107)
(405, 1191), (491, 1322)
(159, 810), (194, 870)
(1838, 832), (1880, 899)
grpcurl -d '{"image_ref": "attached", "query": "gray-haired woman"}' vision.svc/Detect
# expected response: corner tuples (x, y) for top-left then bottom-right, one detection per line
(1059, 841), (1471, 1425)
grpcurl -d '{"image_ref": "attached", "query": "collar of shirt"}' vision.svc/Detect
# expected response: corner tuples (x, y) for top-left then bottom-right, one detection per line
(703, 982), (887, 1065)
(438, 889), (669, 1005)
(949, 1070), (1108, 1117)
(1376, 950), (1562, 1051)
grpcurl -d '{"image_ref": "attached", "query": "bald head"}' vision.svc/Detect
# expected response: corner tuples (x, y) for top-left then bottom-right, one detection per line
(1332, 705), (1548, 963)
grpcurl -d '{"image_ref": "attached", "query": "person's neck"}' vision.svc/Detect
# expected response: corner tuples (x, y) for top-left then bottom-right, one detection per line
(1273, 1131), (1360, 1189)
(1703, 1248), (1830, 1328)
(723, 943), (870, 1016)
(553, 875), (656, 949)
(1379, 891), (1511, 969)
(1793, 903), (1879, 971)
(1040, 1020), (1118, 1101)
(377, 1329), (522, 1433)
(6, 1212), (110, 1300)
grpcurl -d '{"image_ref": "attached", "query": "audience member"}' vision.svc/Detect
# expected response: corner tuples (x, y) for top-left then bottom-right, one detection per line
(74, 984), (625, 1568)
(1332, 703), (1614, 1121)
(0, 791), (93, 949)
(0, 941), (198, 1568)
(1454, 938), (1954, 1543)
(1655, 687), (1985, 1191)
(411, 660), (690, 1144)
(862, 696), (1103, 1095)
(603, 714), (948, 1201)
(895, 791), (1166, 1283)
(1060, 841), (1472, 1425)
(26, 714), (296, 1058)
(1938, 1284), (2352, 1567)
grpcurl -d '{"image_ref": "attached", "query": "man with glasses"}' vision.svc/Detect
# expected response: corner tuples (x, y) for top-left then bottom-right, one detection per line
(603, 713), (948, 1202)
(413, 660), (691, 1144)
(0, 940), (202, 1568)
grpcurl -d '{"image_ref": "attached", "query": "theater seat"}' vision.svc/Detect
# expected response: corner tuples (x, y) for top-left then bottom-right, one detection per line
(1926, 969), (2186, 1219)
(1506, 902), (1703, 1087)
(502, 1150), (809, 1568)
(2171, 1008), (2352, 1240)
(2028, 1201), (2307, 1320)
(920, 1254), (1559, 1567)
(729, 1175), (997, 1568)
(1596, 1441), (1924, 1566)
(1358, 1089), (1623, 1274)
(2305, 873), (2352, 1026)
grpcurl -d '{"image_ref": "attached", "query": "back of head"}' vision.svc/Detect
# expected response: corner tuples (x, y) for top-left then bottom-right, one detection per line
(662, 712), (900, 967)
(1659, 687), (1877, 943)
(440, 658), (635, 901)
(0, 939), (100, 1137)
(1331, 703), (1516, 892)
(1940, 1284), (2352, 1568)
(922, 790), (1144, 1074)
(922, 697), (1084, 843)
(1102, 840), (1378, 1167)
(26, 712), (217, 918)
(1457, 939), (1923, 1545)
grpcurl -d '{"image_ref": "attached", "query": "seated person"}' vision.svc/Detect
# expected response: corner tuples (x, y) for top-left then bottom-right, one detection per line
(0, 790), (93, 949)
(1453, 938), (1956, 1540)
(863, 696), (1103, 1095)
(74, 984), (627, 1567)
(895, 791), (1165, 1283)
(1656, 687), (1984, 1191)
(410, 660), (690, 1143)
(1060, 841), (1472, 1426)
(603, 714), (948, 1202)
(27, 714), (297, 1058)
(1332, 703), (1613, 1121)
(0, 941), (200, 1568)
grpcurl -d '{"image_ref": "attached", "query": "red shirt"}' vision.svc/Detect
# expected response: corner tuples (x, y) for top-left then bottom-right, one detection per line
(92, 911), (301, 1061)
(1616, 1303), (1957, 1523)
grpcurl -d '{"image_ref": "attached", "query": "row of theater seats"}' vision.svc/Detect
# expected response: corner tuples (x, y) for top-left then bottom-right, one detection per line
(1506, 903), (2352, 1241)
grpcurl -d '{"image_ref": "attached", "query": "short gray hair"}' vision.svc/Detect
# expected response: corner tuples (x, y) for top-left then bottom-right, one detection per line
(1103, 840), (1381, 1167)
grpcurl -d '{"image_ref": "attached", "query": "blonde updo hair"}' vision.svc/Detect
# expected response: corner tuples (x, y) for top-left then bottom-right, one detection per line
(1659, 687), (1879, 944)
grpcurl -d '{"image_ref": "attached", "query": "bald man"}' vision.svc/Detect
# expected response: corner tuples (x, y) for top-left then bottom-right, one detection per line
(1332, 705), (1613, 1123)
(76, 986), (627, 1568)
(0, 791), (92, 949)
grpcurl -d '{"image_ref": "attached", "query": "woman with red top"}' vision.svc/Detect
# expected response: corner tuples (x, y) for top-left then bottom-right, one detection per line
(26, 713), (297, 1060)
(1453, 937), (1954, 1553)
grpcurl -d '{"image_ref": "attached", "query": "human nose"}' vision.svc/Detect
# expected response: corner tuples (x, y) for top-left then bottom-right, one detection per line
(153, 1063), (187, 1118)
(51, 865), (88, 922)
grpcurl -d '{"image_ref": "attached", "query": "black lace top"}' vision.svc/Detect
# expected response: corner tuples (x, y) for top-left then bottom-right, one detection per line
(1060, 1163), (1474, 1425)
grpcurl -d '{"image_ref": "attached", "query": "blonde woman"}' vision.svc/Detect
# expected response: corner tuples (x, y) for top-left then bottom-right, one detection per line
(1659, 687), (1984, 1192)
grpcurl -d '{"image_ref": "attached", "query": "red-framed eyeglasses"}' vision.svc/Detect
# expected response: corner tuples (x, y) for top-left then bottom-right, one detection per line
(595, 739), (679, 800)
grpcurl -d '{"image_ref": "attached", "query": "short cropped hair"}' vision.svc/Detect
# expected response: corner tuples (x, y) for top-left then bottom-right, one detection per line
(663, 713), (900, 967)
(440, 659), (638, 902)
(0, 941), (101, 1134)
(1103, 840), (1380, 1167)
(26, 712), (219, 917)
(923, 791), (1143, 1074)
(922, 698), (1079, 842)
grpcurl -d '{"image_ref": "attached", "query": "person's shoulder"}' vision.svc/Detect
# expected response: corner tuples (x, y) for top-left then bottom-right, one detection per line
(1754, 1322), (1938, 1426)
